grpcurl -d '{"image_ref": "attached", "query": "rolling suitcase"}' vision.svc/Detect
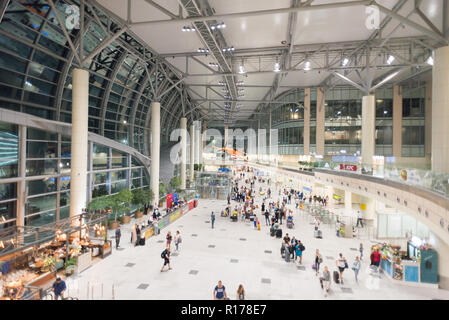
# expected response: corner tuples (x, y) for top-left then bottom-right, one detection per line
(276, 229), (282, 238)
(333, 271), (340, 284)
(139, 237), (145, 246)
(314, 229), (323, 239)
(270, 229), (275, 237)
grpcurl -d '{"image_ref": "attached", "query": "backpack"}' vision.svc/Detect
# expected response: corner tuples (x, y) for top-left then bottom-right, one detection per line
(161, 250), (167, 259)
(299, 244), (305, 252)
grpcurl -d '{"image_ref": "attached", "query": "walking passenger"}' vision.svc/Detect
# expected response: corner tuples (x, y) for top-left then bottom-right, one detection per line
(352, 256), (361, 283)
(320, 266), (331, 297)
(336, 253), (347, 285)
(211, 211), (216, 229)
(315, 249), (323, 276)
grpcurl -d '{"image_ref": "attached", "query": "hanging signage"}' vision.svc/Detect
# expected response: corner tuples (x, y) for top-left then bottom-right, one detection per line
(340, 164), (357, 172)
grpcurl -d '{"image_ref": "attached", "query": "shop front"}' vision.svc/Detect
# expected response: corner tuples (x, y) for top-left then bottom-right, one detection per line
(374, 238), (438, 288)
(0, 212), (111, 300)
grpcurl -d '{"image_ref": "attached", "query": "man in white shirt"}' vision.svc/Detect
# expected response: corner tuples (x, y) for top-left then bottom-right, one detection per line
(356, 211), (364, 228)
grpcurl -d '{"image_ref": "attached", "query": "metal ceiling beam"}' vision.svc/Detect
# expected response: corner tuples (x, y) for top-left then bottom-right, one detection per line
(131, 0), (372, 27)
(143, 0), (179, 20)
(374, 1), (448, 45)
(161, 36), (435, 58)
(0, 0), (9, 24)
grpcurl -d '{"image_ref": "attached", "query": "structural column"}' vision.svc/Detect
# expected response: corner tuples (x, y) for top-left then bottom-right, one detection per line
(425, 82), (432, 158)
(361, 95), (376, 169)
(194, 121), (200, 167)
(344, 190), (352, 213)
(361, 196), (376, 227)
(16, 125), (26, 231)
(180, 118), (187, 190)
(189, 124), (195, 181)
(70, 68), (89, 219)
(304, 88), (311, 155)
(150, 102), (160, 205)
(316, 87), (325, 156)
(392, 86), (402, 158)
(431, 46), (449, 173)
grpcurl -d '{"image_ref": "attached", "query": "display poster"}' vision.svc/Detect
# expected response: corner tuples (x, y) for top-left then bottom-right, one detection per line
(340, 164), (357, 171)
(166, 193), (173, 208)
(173, 192), (178, 205)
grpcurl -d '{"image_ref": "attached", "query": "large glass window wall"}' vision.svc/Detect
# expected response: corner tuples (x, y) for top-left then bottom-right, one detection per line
(0, 0), (191, 157)
(0, 121), (149, 229)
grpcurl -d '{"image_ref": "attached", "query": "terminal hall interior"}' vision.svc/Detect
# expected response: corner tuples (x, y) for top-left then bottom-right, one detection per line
(0, 0), (449, 301)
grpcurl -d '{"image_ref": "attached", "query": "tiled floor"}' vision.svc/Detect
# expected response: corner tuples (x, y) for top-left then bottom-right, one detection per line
(65, 173), (449, 300)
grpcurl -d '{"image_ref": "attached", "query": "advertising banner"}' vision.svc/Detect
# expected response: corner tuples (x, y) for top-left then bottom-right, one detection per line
(166, 193), (173, 208)
(340, 164), (357, 172)
(173, 192), (178, 205)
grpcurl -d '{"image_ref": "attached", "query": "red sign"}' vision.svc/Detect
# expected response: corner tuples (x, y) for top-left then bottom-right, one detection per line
(340, 164), (357, 172)
(188, 201), (194, 211)
(166, 193), (173, 208)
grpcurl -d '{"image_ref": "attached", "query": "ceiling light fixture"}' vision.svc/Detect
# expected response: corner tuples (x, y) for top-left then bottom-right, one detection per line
(342, 57), (349, 66)
(210, 22), (226, 30)
(197, 48), (210, 53)
(209, 62), (219, 67)
(222, 46), (235, 52)
(182, 26), (196, 32)
(236, 81), (244, 86)
(274, 61), (281, 72)
(426, 55), (434, 66)
(304, 61), (311, 71)
(238, 65), (245, 74)
(386, 55), (395, 65)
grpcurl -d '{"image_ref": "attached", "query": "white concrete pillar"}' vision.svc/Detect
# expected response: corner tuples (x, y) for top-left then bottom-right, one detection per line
(325, 186), (333, 205)
(344, 190), (352, 213)
(431, 46), (449, 173)
(361, 196), (376, 227)
(70, 68), (89, 219)
(304, 88), (311, 155)
(190, 124), (195, 180)
(316, 88), (325, 156)
(195, 121), (200, 167)
(392, 86), (402, 158)
(180, 117), (187, 190)
(16, 125), (26, 229)
(361, 95), (376, 169)
(425, 82), (432, 158)
(151, 101), (160, 205)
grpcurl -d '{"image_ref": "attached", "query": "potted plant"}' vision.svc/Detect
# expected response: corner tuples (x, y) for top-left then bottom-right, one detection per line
(112, 189), (133, 224)
(41, 256), (56, 273)
(144, 188), (155, 211)
(159, 183), (167, 207)
(87, 196), (109, 214)
(65, 258), (77, 276)
(170, 176), (182, 193)
(132, 188), (146, 219)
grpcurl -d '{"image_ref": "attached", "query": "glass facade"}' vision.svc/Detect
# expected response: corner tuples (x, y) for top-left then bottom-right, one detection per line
(0, 0), (199, 156)
(0, 0), (199, 230)
(271, 85), (429, 158)
(0, 120), (149, 230)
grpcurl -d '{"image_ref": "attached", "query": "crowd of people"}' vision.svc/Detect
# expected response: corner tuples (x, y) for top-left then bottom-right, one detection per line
(220, 167), (375, 298)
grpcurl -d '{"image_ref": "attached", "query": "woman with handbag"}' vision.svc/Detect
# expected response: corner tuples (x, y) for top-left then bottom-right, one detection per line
(315, 249), (323, 276)
(336, 253), (347, 285)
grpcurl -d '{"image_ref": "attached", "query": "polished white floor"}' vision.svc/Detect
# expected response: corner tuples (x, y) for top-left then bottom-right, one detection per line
(66, 175), (449, 300)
